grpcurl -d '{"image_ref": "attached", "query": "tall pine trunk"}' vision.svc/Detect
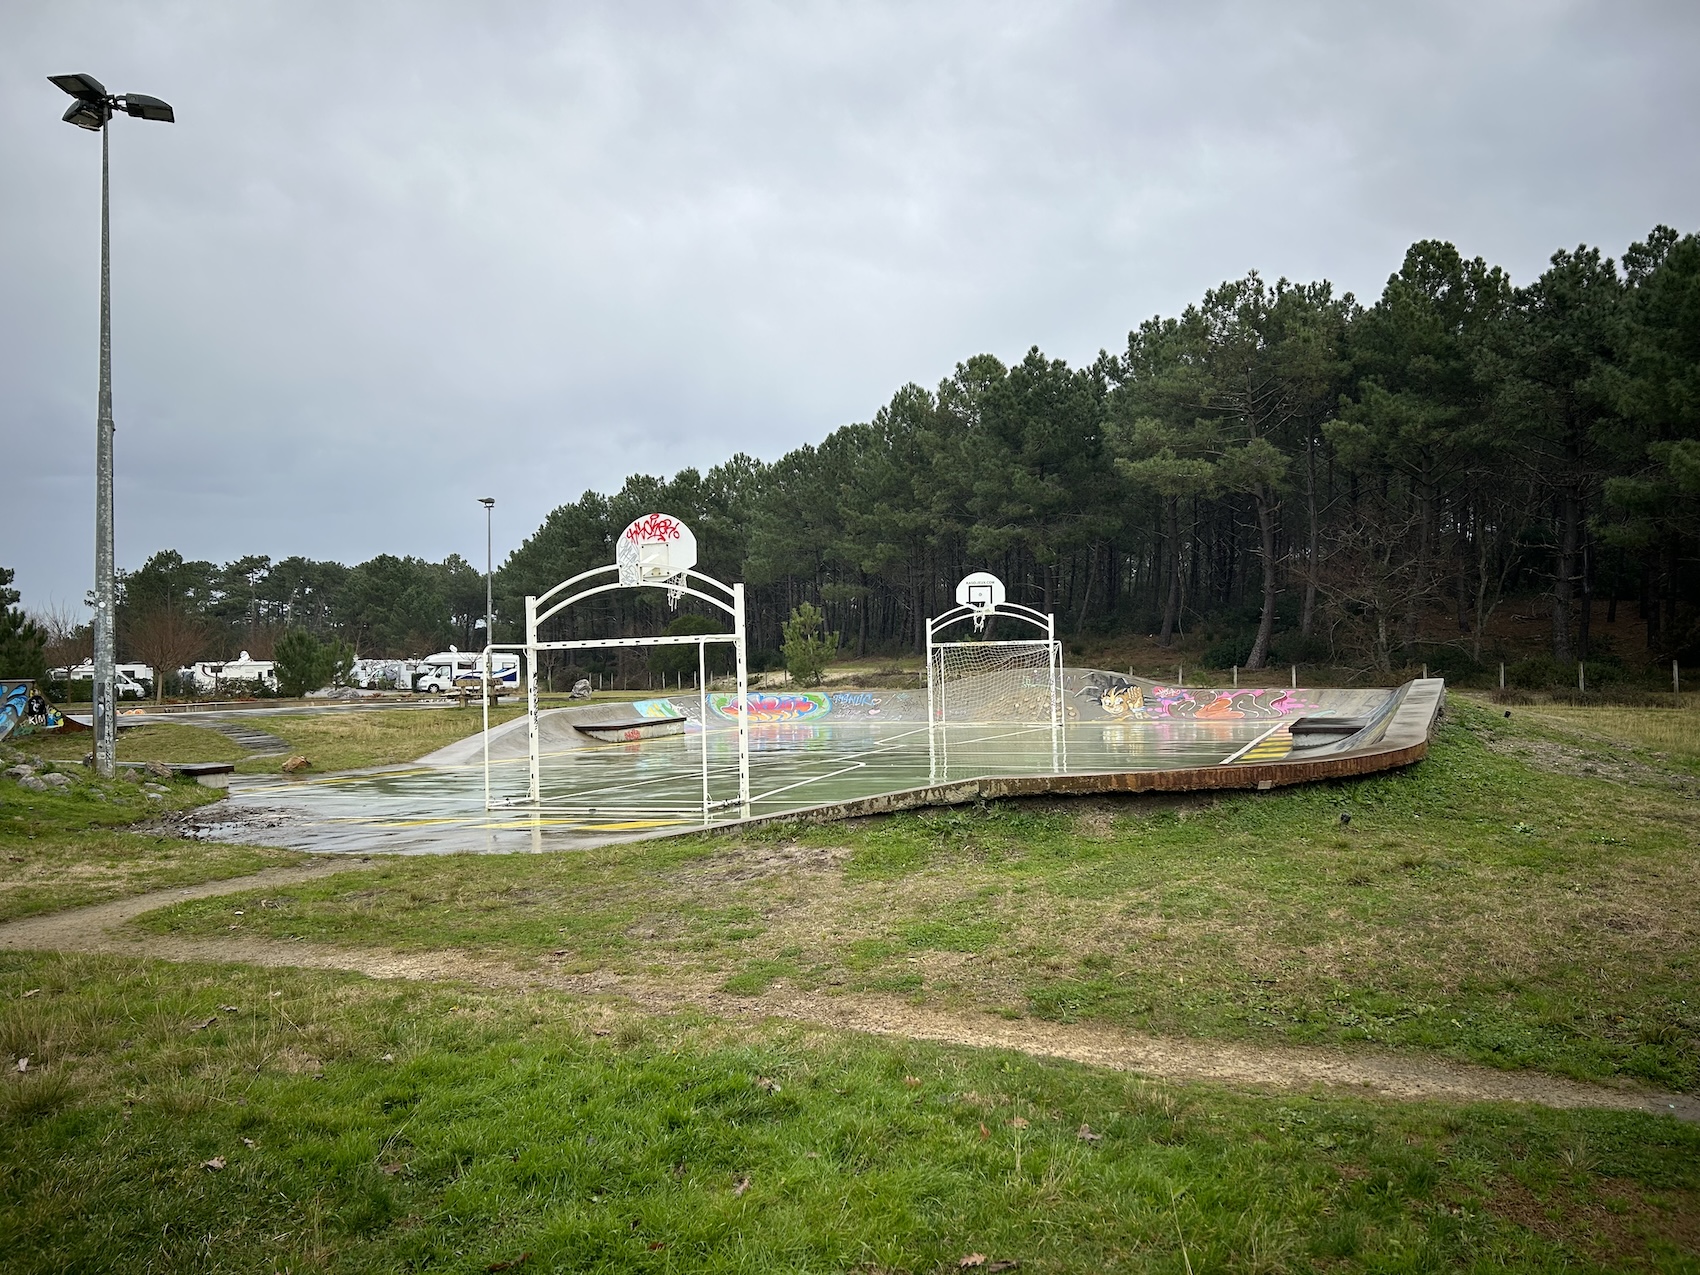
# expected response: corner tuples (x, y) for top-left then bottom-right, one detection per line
(1244, 491), (1278, 670)
(1159, 498), (1180, 647)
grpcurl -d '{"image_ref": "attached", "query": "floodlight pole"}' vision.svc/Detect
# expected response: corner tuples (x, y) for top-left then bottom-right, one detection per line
(49, 74), (174, 778)
(92, 120), (116, 776)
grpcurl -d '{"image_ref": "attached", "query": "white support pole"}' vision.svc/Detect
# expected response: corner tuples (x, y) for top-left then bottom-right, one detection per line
(925, 615), (938, 780)
(698, 638), (709, 821)
(733, 583), (750, 809)
(481, 645), (491, 811)
(526, 595), (540, 806)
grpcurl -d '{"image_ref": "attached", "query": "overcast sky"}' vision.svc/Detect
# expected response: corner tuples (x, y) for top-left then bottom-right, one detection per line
(3, 0), (1697, 614)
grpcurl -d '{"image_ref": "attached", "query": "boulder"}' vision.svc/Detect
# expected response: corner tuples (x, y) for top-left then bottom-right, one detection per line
(144, 761), (174, 780)
(281, 755), (312, 773)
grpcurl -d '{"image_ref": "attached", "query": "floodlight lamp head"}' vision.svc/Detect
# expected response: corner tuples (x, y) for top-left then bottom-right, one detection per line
(119, 93), (175, 123)
(61, 97), (110, 131)
(478, 497), (495, 508)
(49, 73), (107, 101)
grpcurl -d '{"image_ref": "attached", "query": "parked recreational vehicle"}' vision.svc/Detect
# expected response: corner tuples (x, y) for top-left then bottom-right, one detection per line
(413, 648), (519, 693)
(184, 652), (278, 694)
(54, 662), (150, 698)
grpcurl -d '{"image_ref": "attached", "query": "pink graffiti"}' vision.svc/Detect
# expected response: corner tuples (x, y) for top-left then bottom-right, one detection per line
(624, 514), (683, 544)
(745, 693), (828, 722)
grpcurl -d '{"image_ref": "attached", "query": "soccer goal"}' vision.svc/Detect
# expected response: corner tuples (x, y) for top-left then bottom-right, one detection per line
(480, 512), (751, 817)
(926, 572), (1063, 776)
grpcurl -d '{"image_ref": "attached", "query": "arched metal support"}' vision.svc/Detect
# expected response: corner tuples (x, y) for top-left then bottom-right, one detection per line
(479, 566), (750, 818)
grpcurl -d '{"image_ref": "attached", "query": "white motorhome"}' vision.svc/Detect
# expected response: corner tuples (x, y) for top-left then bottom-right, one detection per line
(185, 652), (278, 694)
(413, 648), (519, 693)
(54, 662), (150, 698)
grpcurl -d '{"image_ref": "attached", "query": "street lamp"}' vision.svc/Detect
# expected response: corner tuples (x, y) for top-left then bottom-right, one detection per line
(49, 73), (174, 778)
(479, 497), (495, 696)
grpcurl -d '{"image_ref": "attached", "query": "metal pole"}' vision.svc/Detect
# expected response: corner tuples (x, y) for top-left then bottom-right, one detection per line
(699, 639), (709, 820)
(733, 583), (750, 810)
(526, 595), (540, 805)
(92, 119), (116, 777)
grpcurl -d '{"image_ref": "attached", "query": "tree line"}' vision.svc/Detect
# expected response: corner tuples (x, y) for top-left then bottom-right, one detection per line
(500, 227), (1699, 681)
(11, 225), (1697, 691)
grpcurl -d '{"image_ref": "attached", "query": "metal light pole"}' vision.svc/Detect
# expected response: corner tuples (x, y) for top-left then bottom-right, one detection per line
(49, 74), (174, 778)
(479, 497), (495, 695)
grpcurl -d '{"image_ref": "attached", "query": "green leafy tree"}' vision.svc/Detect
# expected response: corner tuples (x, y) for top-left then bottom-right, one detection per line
(648, 613), (728, 681)
(274, 629), (333, 697)
(781, 602), (836, 686)
(0, 568), (47, 681)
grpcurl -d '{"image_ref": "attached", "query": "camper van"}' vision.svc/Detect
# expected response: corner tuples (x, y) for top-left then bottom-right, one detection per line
(55, 662), (150, 698)
(413, 648), (519, 694)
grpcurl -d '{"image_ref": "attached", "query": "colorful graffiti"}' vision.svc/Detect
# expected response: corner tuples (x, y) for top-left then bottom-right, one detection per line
(1078, 676), (1311, 721)
(709, 691), (832, 722)
(0, 681), (63, 742)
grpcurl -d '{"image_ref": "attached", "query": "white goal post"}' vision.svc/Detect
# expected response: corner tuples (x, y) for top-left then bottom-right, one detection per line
(926, 572), (1062, 729)
(479, 512), (751, 816)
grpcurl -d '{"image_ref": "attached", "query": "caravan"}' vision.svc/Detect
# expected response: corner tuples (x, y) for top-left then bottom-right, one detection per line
(413, 648), (519, 694)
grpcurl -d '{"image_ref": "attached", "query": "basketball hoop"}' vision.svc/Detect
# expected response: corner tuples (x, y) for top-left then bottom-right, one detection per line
(617, 513), (698, 608)
(957, 571), (1004, 633)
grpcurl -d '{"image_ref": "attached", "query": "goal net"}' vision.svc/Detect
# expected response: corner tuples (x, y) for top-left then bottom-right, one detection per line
(929, 639), (1060, 725)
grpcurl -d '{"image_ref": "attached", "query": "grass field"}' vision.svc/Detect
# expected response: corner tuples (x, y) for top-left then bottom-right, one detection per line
(138, 697), (1700, 1090)
(230, 706), (528, 774)
(0, 764), (301, 922)
(19, 707), (527, 776)
(3, 954), (1697, 1274)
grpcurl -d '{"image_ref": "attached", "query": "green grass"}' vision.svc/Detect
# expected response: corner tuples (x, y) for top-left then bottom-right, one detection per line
(0, 766), (301, 921)
(24, 722), (245, 767)
(137, 699), (1700, 1090)
(232, 706), (528, 774)
(3, 954), (1697, 1273)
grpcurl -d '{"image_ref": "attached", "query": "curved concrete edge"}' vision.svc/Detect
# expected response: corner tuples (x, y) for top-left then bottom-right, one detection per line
(716, 678), (1446, 832)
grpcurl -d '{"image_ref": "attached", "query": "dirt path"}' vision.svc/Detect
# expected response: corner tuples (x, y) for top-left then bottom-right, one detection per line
(4, 867), (1695, 1123)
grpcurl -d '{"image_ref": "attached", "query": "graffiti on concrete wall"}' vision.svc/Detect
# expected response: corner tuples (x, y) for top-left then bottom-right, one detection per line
(0, 681), (63, 742)
(709, 691), (832, 722)
(1078, 676), (1310, 721)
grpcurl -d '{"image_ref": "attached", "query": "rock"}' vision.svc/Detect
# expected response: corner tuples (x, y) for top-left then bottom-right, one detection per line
(281, 755), (312, 773)
(40, 773), (72, 789)
(120, 768), (143, 784)
(144, 761), (174, 780)
(4, 764), (34, 780)
(19, 776), (48, 792)
(570, 678), (593, 700)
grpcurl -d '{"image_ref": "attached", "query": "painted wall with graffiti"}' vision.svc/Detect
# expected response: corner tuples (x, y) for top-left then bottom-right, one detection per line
(1072, 674), (1315, 722)
(0, 680), (68, 742)
(704, 689), (924, 723)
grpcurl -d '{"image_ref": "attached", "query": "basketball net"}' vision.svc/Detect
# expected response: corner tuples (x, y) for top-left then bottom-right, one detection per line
(666, 575), (685, 610)
(972, 606), (990, 633)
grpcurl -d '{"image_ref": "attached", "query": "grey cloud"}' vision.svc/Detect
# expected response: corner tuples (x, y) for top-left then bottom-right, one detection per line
(2, 0), (1696, 609)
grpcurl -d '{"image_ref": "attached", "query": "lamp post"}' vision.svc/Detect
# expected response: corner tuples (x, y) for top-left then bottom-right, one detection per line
(49, 73), (174, 778)
(479, 497), (495, 696)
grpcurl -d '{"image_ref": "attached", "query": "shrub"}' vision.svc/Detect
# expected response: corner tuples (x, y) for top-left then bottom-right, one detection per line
(782, 603), (837, 686)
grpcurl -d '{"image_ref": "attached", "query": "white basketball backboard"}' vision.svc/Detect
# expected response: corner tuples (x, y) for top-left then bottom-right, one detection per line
(956, 571), (1005, 611)
(617, 513), (698, 587)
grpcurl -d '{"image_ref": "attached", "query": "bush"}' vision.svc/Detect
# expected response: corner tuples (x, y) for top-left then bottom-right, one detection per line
(274, 630), (352, 697)
(782, 603), (837, 686)
(1507, 655), (1566, 690)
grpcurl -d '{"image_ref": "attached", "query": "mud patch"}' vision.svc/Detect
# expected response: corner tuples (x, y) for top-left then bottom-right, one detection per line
(688, 839), (852, 883)
(1485, 1175), (1700, 1264)
(1481, 733), (1697, 793)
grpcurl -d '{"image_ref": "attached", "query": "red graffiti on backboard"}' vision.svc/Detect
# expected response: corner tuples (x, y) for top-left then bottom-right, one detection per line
(623, 514), (684, 544)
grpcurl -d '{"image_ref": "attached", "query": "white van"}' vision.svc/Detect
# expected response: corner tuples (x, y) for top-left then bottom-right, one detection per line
(413, 648), (519, 694)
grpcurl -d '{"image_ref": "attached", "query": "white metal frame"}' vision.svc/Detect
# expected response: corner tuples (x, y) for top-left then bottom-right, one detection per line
(925, 593), (1063, 777)
(479, 563), (750, 816)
